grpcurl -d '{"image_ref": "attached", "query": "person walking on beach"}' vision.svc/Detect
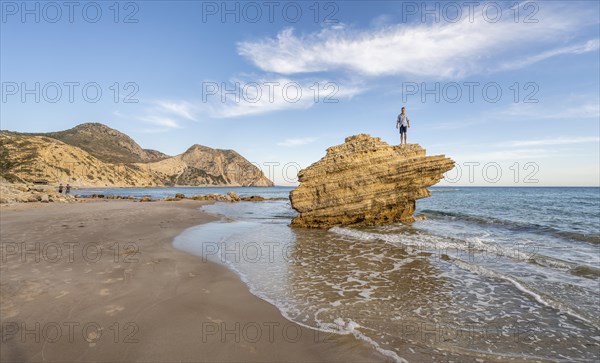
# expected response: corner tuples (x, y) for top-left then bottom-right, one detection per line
(65, 184), (71, 195)
(396, 106), (410, 145)
(58, 184), (63, 194)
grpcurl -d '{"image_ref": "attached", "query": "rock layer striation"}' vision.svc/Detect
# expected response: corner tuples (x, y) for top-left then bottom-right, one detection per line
(290, 134), (454, 228)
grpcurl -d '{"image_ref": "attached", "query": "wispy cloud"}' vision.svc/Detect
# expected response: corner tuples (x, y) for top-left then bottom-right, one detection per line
(454, 148), (554, 161)
(137, 127), (176, 134)
(422, 97), (600, 131)
(450, 136), (598, 163)
(499, 39), (599, 71)
(501, 100), (600, 120)
(138, 115), (181, 129)
(203, 77), (365, 118)
(237, 3), (592, 78)
(115, 77), (365, 121)
(155, 100), (198, 121)
(507, 136), (600, 147)
(113, 109), (181, 131)
(114, 100), (199, 132)
(424, 118), (485, 131)
(277, 137), (318, 147)
(117, 3), (597, 122)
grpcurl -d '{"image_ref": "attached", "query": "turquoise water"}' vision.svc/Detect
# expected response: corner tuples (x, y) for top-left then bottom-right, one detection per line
(170, 186), (600, 362)
(87, 186), (600, 361)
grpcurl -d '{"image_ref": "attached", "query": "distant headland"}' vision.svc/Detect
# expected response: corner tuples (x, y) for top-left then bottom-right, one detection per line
(0, 123), (273, 188)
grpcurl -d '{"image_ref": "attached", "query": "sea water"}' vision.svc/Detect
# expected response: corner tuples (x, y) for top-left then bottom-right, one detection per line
(74, 186), (291, 199)
(86, 186), (600, 361)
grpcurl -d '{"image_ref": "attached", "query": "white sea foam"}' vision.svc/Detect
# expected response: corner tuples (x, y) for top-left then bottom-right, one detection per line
(319, 318), (408, 363)
(330, 226), (582, 273)
(358, 288), (375, 299)
(453, 260), (597, 327)
(173, 195), (600, 362)
(175, 220), (410, 363)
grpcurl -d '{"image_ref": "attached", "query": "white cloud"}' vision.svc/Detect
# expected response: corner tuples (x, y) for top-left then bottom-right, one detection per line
(237, 3), (592, 78)
(113, 109), (181, 133)
(454, 148), (554, 161)
(155, 100), (198, 121)
(137, 127), (174, 134)
(112, 110), (126, 118)
(203, 77), (365, 118)
(499, 39), (599, 71)
(117, 78), (364, 121)
(502, 100), (600, 120)
(508, 137), (600, 147)
(120, 3), (596, 122)
(277, 137), (318, 147)
(114, 100), (199, 132)
(138, 115), (181, 129)
(113, 109), (181, 131)
(425, 118), (485, 130)
(450, 136), (599, 163)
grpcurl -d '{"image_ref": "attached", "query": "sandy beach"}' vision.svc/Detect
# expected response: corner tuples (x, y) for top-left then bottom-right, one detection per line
(0, 200), (386, 362)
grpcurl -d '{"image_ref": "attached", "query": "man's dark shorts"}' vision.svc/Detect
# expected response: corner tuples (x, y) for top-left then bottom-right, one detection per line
(399, 125), (407, 134)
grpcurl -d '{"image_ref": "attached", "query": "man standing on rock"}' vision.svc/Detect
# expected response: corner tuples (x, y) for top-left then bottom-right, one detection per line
(396, 107), (410, 145)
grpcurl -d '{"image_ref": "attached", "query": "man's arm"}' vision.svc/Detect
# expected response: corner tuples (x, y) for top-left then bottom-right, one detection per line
(407, 118), (410, 128)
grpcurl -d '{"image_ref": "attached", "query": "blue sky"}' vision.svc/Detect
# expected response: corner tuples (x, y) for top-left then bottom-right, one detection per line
(1, 1), (599, 186)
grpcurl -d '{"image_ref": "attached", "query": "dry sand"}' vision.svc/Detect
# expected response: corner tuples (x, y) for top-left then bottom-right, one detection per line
(0, 200), (387, 362)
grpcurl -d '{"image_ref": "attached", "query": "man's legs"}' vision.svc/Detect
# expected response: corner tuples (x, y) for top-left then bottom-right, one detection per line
(399, 126), (406, 145)
(403, 132), (408, 144)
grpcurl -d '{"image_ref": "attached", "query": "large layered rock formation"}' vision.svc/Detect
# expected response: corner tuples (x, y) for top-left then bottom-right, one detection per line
(290, 134), (454, 228)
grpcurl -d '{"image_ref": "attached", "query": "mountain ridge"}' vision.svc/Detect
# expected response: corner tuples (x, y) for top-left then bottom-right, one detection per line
(27, 122), (170, 164)
(1, 123), (273, 187)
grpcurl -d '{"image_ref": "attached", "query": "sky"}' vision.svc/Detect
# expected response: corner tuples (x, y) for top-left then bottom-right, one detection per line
(1, 0), (599, 186)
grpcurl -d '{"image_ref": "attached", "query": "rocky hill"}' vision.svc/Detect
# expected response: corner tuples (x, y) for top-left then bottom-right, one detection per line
(290, 134), (454, 228)
(0, 132), (162, 186)
(34, 123), (169, 164)
(0, 123), (273, 187)
(139, 145), (273, 186)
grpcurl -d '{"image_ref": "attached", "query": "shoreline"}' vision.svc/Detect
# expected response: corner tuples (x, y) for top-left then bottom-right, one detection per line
(0, 200), (387, 362)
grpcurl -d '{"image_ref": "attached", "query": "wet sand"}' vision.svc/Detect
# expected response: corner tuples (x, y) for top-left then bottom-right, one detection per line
(0, 200), (387, 362)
